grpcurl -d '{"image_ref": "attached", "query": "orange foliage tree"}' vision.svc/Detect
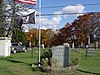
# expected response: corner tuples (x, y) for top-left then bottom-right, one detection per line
(72, 12), (100, 47)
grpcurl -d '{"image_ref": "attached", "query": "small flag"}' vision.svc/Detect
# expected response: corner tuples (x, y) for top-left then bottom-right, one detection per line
(23, 11), (36, 24)
(15, 0), (36, 5)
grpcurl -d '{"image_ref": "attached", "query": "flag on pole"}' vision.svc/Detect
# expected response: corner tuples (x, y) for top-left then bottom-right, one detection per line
(15, 0), (36, 5)
(16, 16), (23, 28)
(23, 11), (36, 24)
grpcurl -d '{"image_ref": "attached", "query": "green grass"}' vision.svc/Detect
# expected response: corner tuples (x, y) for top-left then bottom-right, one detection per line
(0, 48), (100, 75)
(70, 48), (100, 74)
(0, 48), (45, 75)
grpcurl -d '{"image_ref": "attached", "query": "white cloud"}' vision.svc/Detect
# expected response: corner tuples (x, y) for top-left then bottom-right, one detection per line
(54, 4), (85, 17)
(37, 16), (62, 29)
(39, 4), (85, 29)
(62, 5), (85, 16)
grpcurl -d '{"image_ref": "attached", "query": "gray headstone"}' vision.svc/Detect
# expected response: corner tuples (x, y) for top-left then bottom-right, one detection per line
(52, 44), (70, 68)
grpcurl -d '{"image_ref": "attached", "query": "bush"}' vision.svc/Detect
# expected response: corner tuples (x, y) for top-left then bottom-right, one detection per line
(41, 48), (52, 61)
(40, 48), (52, 72)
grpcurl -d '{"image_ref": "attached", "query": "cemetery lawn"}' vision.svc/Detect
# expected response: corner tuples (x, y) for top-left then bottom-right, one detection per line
(0, 48), (100, 75)
(0, 48), (44, 75)
(70, 48), (100, 74)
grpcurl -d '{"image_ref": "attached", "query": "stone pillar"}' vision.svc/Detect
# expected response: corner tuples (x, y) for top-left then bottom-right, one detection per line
(0, 37), (11, 57)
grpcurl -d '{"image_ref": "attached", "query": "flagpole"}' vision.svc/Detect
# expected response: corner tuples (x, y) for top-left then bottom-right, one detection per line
(38, 0), (41, 66)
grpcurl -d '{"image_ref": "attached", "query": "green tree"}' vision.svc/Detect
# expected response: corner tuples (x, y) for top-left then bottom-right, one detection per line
(12, 28), (26, 45)
(9, 0), (27, 45)
(0, 0), (6, 36)
(0, 0), (2, 4)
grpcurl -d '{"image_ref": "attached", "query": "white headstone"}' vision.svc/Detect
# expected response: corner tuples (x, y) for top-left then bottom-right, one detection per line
(42, 44), (44, 49)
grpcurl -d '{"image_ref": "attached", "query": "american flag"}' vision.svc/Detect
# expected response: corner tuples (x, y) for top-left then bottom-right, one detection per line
(15, 0), (36, 5)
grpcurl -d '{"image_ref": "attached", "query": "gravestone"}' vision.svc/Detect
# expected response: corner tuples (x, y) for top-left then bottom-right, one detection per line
(52, 43), (70, 68)
(87, 44), (96, 53)
(86, 43), (96, 58)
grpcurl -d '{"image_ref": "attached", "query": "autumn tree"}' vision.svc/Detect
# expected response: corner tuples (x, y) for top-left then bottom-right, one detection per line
(51, 23), (72, 46)
(25, 28), (38, 47)
(41, 29), (54, 47)
(60, 23), (72, 43)
(72, 12), (100, 47)
(25, 28), (55, 48)
(52, 13), (100, 47)
(51, 32), (65, 46)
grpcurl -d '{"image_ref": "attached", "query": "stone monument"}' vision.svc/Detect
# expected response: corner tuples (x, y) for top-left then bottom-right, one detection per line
(52, 43), (70, 68)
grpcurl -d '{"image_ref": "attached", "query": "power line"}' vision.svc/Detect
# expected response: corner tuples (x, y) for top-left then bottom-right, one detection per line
(0, 12), (100, 17)
(40, 13), (85, 16)
(22, 3), (100, 9)
(41, 3), (100, 9)
(38, 12), (100, 16)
